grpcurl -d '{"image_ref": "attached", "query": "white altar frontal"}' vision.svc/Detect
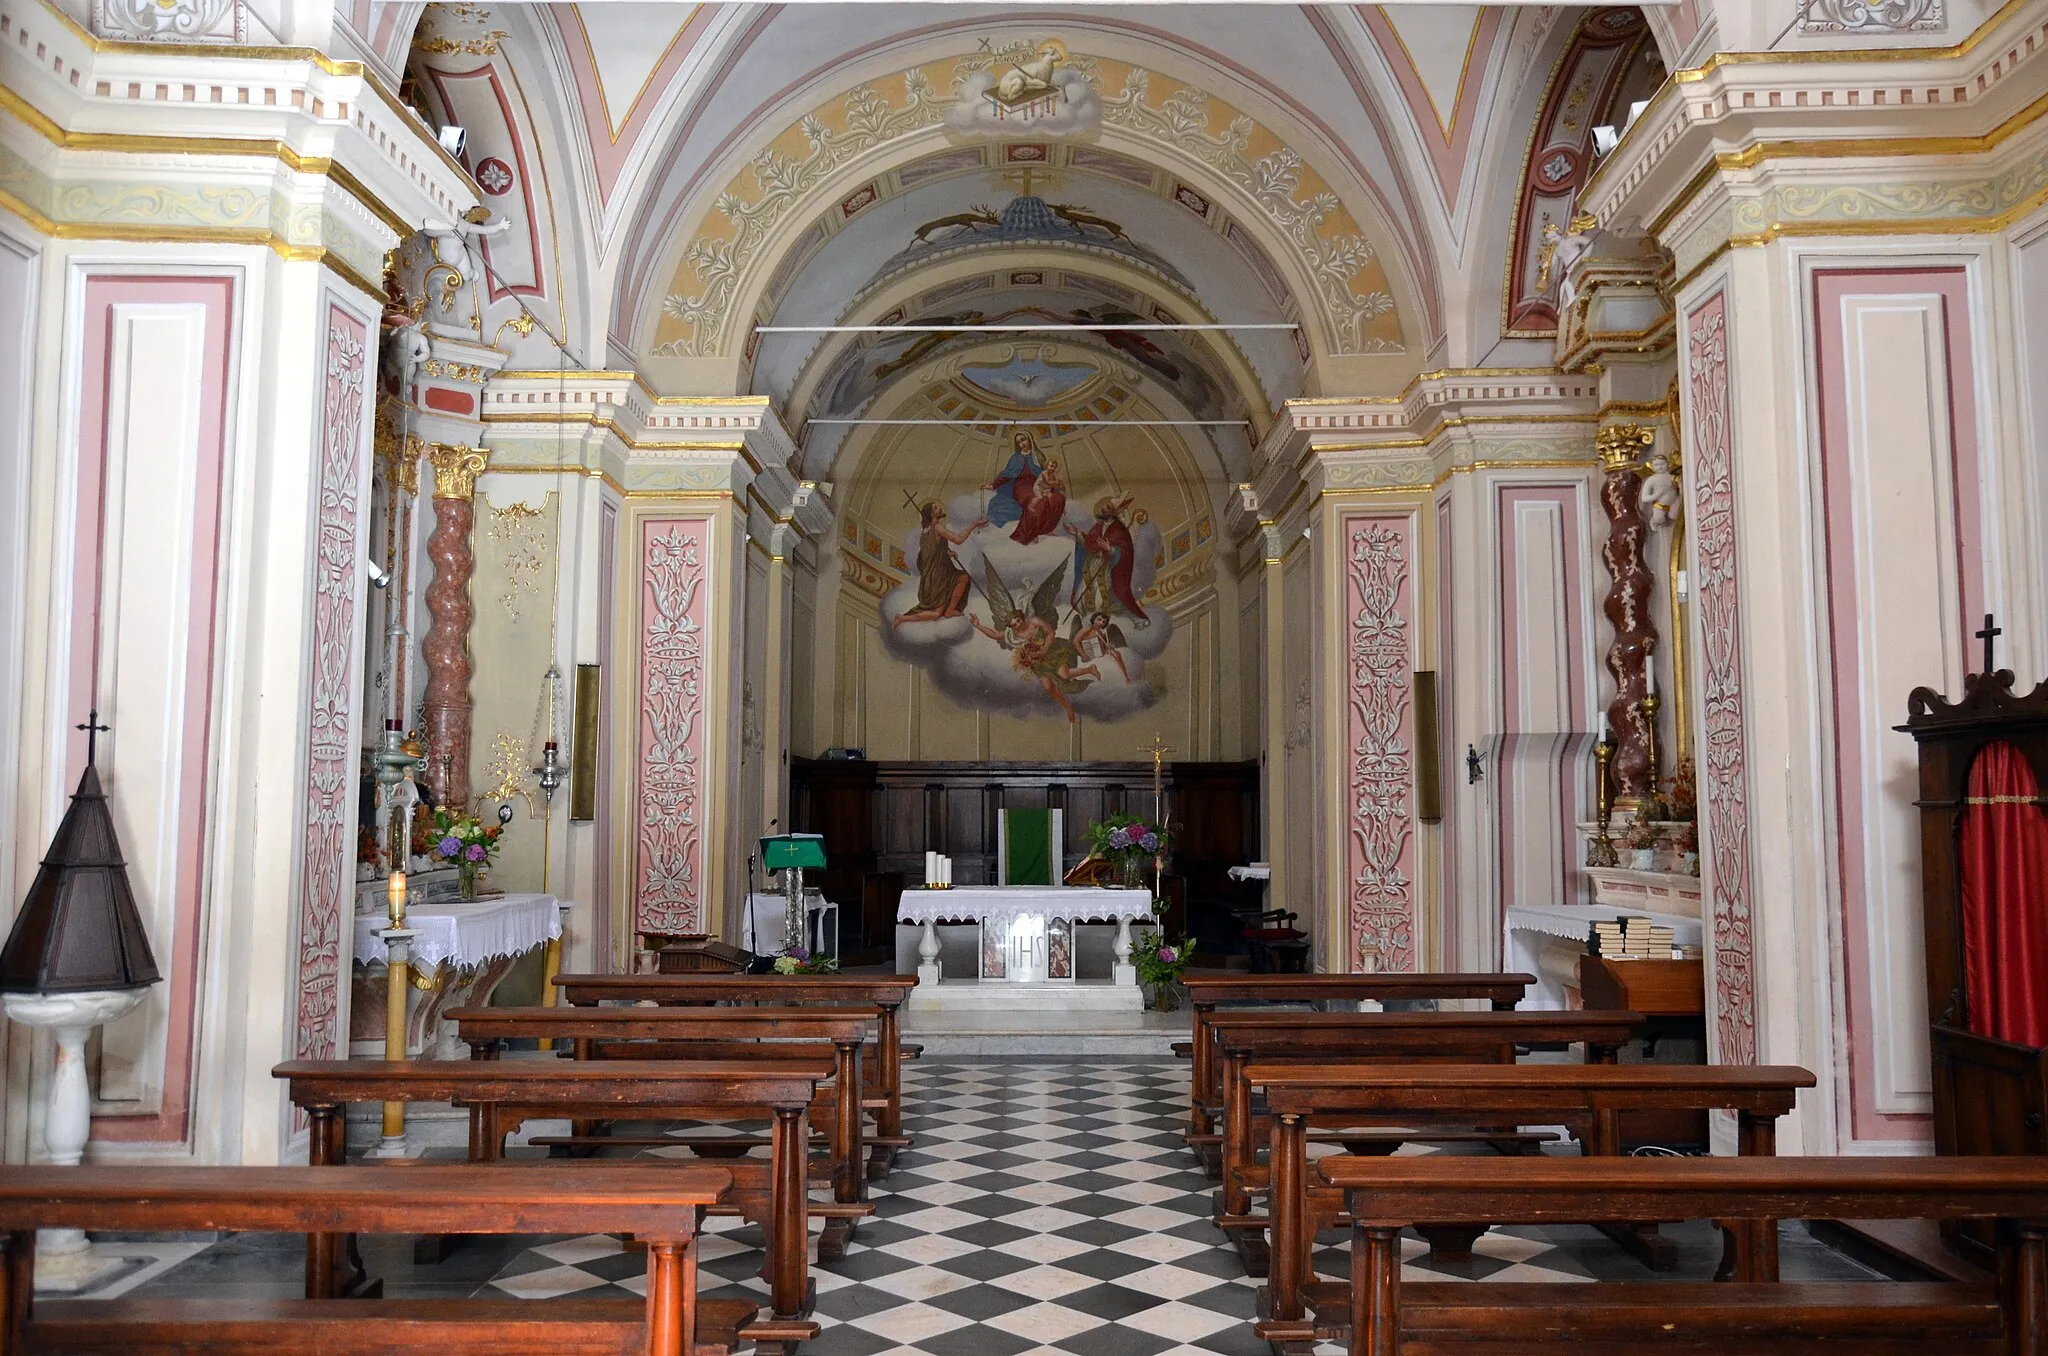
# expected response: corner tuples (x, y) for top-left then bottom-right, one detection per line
(898, 886), (1156, 1015)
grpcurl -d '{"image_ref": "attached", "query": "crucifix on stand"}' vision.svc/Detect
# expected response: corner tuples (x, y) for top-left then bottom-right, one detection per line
(1138, 734), (1175, 826)
(1978, 613), (2003, 676)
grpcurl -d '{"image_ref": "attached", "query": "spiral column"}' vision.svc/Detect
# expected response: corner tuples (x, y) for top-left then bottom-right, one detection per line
(423, 443), (488, 806)
(1596, 424), (1657, 802)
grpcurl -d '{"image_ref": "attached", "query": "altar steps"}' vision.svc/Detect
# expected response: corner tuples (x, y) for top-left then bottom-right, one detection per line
(901, 1007), (1182, 1057)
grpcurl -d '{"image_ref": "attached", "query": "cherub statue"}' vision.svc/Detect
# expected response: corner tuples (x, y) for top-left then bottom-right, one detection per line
(1638, 454), (1682, 529)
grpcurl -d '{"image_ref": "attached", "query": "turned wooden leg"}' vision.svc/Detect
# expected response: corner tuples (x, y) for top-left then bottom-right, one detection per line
(1190, 1006), (1215, 1136)
(1222, 1052), (1255, 1217)
(770, 1108), (808, 1320)
(1356, 1223), (1402, 1356)
(836, 1040), (865, 1204)
(1268, 1114), (1306, 1322)
(645, 1237), (685, 1356)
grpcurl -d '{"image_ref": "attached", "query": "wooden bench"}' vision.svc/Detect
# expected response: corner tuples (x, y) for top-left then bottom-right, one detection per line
(1207, 1010), (1644, 1272)
(274, 1058), (844, 1344)
(1318, 1154), (2048, 1356)
(1248, 1063), (1816, 1350)
(0, 1162), (763, 1355)
(555, 974), (917, 1179)
(1181, 974), (1534, 1169)
(447, 1005), (877, 1225)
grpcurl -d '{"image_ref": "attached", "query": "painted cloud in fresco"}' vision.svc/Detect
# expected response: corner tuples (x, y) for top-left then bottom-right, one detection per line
(948, 45), (1100, 139)
(881, 479), (1170, 723)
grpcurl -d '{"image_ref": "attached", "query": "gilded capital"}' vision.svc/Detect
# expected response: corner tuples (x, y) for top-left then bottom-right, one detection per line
(427, 443), (490, 500)
(1595, 423), (1656, 474)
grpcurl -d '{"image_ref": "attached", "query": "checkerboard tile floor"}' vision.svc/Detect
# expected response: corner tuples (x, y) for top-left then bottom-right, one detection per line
(483, 1061), (1629, 1356)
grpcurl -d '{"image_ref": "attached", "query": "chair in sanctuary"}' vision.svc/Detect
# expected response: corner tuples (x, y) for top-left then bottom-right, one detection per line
(1901, 638), (2048, 1267)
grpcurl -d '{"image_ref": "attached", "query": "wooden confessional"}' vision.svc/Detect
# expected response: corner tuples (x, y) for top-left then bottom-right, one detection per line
(1901, 665), (2048, 1265)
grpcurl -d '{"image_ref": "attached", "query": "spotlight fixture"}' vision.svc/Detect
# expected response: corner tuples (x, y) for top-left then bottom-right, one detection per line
(436, 125), (467, 158)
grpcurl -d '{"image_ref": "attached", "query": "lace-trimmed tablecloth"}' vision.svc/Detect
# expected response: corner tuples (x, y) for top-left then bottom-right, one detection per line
(354, 893), (562, 971)
(897, 886), (1156, 937)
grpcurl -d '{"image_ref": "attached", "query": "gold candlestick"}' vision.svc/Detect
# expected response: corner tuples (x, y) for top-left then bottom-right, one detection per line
(1588, 738), (1619, 867)
(382, 871), (410, 1145)
(1641, 691), (1662, 790)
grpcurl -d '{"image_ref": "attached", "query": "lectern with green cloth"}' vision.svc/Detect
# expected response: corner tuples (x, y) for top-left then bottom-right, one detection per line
(759, 833), (826, 955)
(996, 810), (1064, 886)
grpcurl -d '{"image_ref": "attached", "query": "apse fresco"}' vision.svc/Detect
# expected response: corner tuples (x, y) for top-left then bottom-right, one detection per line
(880, 428), (1172, 723)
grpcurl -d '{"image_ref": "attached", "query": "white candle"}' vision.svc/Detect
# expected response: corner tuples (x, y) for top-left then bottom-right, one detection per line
(1644, 661), (1656, 697)
(926, 851), (937, 886)
(1599, 713), (1612, 742)
(941, 857), (952, 887)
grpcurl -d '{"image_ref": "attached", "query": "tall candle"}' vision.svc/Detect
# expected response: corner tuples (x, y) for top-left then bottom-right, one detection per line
(1644, 660), (1656, 697)
(388, 869), (407, 925)
(1599, 712), (1612, 742)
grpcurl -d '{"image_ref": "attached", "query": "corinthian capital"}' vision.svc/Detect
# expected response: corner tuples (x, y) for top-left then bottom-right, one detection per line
(427, 443), (490, 500)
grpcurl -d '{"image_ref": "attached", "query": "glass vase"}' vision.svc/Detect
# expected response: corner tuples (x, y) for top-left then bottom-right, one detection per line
(457, 860), (480, 900)
(1147, 982), (1178, 1013)
(1118, 856), (1146, 890)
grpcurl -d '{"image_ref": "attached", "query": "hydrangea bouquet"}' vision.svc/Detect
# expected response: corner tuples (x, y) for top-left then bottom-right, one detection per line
(1133, 931), (1196, 1010)
(1086, 813), (1170, 891)
(772, 944), (839, 975)
(430, 806), (502, 898)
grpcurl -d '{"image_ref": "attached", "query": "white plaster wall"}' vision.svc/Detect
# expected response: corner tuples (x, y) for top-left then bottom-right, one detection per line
(2015, 217), (2048, 686)
(0, 227), (38, 1162)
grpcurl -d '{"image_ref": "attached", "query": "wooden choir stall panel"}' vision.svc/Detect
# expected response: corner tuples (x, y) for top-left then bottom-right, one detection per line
(789, 758), (1257, 951)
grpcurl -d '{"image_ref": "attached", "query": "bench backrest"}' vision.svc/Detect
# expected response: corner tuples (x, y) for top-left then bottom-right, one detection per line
(1184, 973), (1534, 1006)
(1251, 1062), (1815, 1116)
(0, 1163), (729, 1238)
(1320, 1154), (2048, 1225)
(274, 1058), (831, 1112)
(554, 974), (916, 1006)
(1212, 1010), (1645, 1056)
(446, 1005), (880, 1041)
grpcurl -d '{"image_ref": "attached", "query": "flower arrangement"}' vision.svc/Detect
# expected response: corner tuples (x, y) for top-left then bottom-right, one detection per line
(430, 807), (503, 897)
(1623, 815), (1661, 851)
(772, 944), (838, 975)
(1087, 813), (1170, 890)
(1134, 933), (1194, 987)
(1134, 931), (1195, 1010)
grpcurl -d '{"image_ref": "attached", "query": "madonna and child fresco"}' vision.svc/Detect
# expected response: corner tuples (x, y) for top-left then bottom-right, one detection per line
(884, 430), (1171, 723)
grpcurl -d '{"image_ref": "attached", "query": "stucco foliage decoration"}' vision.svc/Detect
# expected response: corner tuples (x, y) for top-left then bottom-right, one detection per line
(485, 498), (551, 622)
(655, 52), (1403, 358)
(1346, 520), (1415, 971)
(1685, 292), (1757, 1065)
(635, 522), (708, 934)
(1728, 151), (2048, 235)
(658, 80), (955, 357)
(1100, 71), (1398, 354)
(1799, 0), (1943, 33)
(293, 310), (369, 1070)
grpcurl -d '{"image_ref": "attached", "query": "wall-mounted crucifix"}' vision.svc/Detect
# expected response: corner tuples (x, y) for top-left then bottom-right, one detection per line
(1978, 612), (2002, 676)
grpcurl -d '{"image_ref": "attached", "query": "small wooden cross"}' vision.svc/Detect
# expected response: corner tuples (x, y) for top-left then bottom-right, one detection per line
(1978, 613), (2002, 675)
(76, 709), (110, 766)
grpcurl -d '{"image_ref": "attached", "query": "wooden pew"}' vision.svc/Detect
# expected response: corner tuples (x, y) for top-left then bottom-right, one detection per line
(0, 1162), (756, 1355)
(447, 1005), (877, 1220)
(1320, 1154), (2048, 1356)
(1207, 1010), (1644, 1273)
(274, 1058), (843, 1343)
(1181, 974), (1535, 1157)
(1248, 1063), (1816, 1350)
(555, 974), (917, 1179)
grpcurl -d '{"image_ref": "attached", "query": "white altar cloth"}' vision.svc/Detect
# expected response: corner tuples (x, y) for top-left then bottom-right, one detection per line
(897, 886), (1155, 935)
(353, 893), (561, 971)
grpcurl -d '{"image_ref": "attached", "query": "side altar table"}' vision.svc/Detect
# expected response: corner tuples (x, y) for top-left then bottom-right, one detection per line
(898, 886), (1155, 1016)
(349, 893), (564, 1059)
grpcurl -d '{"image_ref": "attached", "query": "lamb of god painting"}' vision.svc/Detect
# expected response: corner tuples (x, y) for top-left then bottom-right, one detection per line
(883, 429), (1170, 723)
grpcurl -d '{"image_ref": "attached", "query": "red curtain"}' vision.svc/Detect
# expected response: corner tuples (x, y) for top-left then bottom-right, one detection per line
(1960, 741), (2048, 1046)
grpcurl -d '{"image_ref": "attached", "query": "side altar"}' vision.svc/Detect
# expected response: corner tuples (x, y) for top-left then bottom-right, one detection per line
(899, 886), (1155, 1015)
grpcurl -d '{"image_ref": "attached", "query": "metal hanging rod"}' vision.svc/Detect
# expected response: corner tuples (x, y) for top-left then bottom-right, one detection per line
(755, 323), (1297, 334)
(806, 418), (1248, 427)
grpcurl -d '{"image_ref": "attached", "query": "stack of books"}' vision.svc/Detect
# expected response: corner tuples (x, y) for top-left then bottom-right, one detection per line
(1589, 916), (1681, 960)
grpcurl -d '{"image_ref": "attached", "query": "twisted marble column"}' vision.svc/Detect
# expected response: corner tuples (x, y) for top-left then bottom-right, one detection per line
(423, 444), (488, 806)
(1596, 424), (1656, 801)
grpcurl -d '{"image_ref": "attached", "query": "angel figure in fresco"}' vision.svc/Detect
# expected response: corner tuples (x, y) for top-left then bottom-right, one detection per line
(893, 501), (985, 627)
(1071, 610), (1131, 682)
(1071, 494), (1149, 624)
(983, 429), (1048, 533)
(971, 560), (1096, 721)
(1010, 458), (1068, 545)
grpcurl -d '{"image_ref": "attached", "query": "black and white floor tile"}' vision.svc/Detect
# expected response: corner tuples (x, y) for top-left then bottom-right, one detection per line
(116, 1058), (1881, 1354)
(480, 1061), (1879, 1356)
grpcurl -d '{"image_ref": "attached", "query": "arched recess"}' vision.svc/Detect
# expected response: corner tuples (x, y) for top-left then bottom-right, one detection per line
(615, 39), (1433, 393)
(1498, 8), (1665, 339)
(402, 2), (605, 365)
(793, 333), (1249, 764)
(775, 247), (1277, 481)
